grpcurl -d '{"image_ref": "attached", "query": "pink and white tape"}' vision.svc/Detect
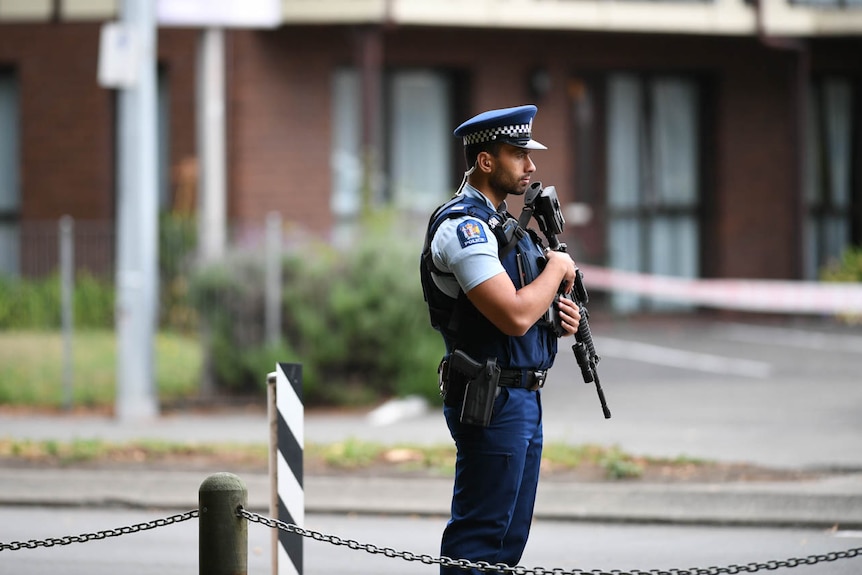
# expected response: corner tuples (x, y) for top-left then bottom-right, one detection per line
(578, 264), (862, 315)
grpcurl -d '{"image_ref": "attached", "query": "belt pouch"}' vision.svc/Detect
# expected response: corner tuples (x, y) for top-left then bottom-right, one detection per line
(460, 358), (500, 427)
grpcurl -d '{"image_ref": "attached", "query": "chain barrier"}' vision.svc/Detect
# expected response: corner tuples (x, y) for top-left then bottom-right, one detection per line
(1, 505), (860, 574)
(239, 508), (862, 575)
(0, 509), (198, 552)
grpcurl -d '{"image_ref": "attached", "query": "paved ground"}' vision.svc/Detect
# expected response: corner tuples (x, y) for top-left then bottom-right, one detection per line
(1, 315), (861, 527)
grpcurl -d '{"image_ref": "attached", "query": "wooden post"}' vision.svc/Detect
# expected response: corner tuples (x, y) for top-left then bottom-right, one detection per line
(199, 472), (248, 575)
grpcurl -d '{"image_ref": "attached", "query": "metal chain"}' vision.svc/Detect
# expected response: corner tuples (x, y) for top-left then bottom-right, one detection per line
(2, 505), (860, 574)
(240, 508), (862, 575)
(0, 509), (198, 552)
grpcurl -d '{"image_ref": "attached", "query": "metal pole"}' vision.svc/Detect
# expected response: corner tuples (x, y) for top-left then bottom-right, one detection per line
(197, 27), (227, 263)
(265, 212), (282, 346)
(194, 28), (228, 398)
(115, 0), (159, 421)
(199, 472), (248, 575)
(59, 215), (74, 410)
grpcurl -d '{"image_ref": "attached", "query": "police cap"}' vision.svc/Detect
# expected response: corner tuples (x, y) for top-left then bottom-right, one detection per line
(453, 104), (547, 150)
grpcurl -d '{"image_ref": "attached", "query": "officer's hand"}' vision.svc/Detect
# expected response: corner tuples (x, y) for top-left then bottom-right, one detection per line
(544, 249), (577, 294)
(557, 295), (581, 336)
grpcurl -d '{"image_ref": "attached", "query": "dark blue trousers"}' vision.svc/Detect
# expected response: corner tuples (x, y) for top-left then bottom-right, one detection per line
(440, 387), (543, 575)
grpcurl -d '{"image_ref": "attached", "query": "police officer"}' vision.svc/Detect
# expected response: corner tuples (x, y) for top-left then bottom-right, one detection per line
(420, 105), (581, 574)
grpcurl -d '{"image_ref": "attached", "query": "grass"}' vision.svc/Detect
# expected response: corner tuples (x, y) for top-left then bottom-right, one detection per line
(0, 436), (268, 468)
(3, 436), (771, 482)
(309, 439), (457, 476)
(0, 436), (651, 479)
(304, 440), (709, 481)
(0, 329), (203, 408)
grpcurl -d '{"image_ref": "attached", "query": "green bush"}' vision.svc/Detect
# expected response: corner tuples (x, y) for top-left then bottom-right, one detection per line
(0, 214), (196, 333)
(190, 254), (269, 392)
(189, 216), (445, 405)
(74, 273), (115, 328)
(821, 246), (862, 283)
(0, 273), (113, 330)
(159, 214), (198, 332)
(821, 246), (862, 323)
(0, 274), (57, 328)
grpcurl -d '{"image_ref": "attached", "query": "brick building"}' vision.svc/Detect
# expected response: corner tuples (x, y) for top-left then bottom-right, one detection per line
(0, 0), (860, 312)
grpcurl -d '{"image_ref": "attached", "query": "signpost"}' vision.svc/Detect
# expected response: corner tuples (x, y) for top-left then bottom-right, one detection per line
(113, 0), (160, 421)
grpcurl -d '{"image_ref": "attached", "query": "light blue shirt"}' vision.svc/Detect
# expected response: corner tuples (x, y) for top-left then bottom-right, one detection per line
(430, 185), (507, 298)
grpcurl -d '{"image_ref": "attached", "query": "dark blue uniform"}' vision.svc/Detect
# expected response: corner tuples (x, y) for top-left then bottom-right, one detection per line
(421, 105), (559, 573)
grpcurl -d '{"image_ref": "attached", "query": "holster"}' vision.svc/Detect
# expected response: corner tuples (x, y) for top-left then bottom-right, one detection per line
(439, 350), (500, 427)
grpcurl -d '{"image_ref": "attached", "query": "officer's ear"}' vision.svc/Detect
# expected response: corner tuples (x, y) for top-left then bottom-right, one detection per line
(477, 151), (494, 173)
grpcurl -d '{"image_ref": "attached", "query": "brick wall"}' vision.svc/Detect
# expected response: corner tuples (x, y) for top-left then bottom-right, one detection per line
(0, 22), (196, 275)
(0, 23), (114, 220)
(0, 23), (196, 221)
(5, 20), (858, 280)
(226, 26), (811, 278)
(228, 28), (343, 235)
(715, 43), (802, 280)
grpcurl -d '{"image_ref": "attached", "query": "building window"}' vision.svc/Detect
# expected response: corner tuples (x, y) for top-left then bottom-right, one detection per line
(331, 67), (366, 224)
(387, 70), (452, 214)
(805, 76), (858, 279)
(607, 74), (701, 312)
(331, 67), (453, 241)
(0, 71), (20, 277)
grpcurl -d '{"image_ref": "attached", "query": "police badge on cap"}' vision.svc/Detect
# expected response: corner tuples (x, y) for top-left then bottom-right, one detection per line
(453, 105), (547, 150)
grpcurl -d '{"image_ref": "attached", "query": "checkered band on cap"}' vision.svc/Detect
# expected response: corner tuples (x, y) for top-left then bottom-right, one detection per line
(454, 105), (546, 150)
(462, 121), (533, 146)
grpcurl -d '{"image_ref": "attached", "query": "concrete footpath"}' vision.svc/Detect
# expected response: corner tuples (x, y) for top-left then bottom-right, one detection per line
(2, 406), (862, 529)
(3, 467), (862, 529)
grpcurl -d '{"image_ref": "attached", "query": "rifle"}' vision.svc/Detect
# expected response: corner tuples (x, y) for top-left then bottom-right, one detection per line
(523, 182), (611, 419)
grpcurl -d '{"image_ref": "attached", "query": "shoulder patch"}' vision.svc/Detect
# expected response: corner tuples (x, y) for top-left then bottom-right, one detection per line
(456, 219), (488, 249)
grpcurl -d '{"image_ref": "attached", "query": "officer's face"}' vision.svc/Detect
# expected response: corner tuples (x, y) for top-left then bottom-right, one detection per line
(487, 145), (536, 197)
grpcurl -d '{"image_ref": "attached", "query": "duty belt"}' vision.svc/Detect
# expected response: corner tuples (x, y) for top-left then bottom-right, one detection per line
(497, 368), (546, 391)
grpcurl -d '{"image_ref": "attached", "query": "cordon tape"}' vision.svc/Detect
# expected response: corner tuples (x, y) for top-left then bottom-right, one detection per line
(579, 264), (862, 315)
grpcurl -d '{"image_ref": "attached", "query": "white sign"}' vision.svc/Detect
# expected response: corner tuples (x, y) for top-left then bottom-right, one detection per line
(97, 22), (139, 89)
(157, 0), (281, 28)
